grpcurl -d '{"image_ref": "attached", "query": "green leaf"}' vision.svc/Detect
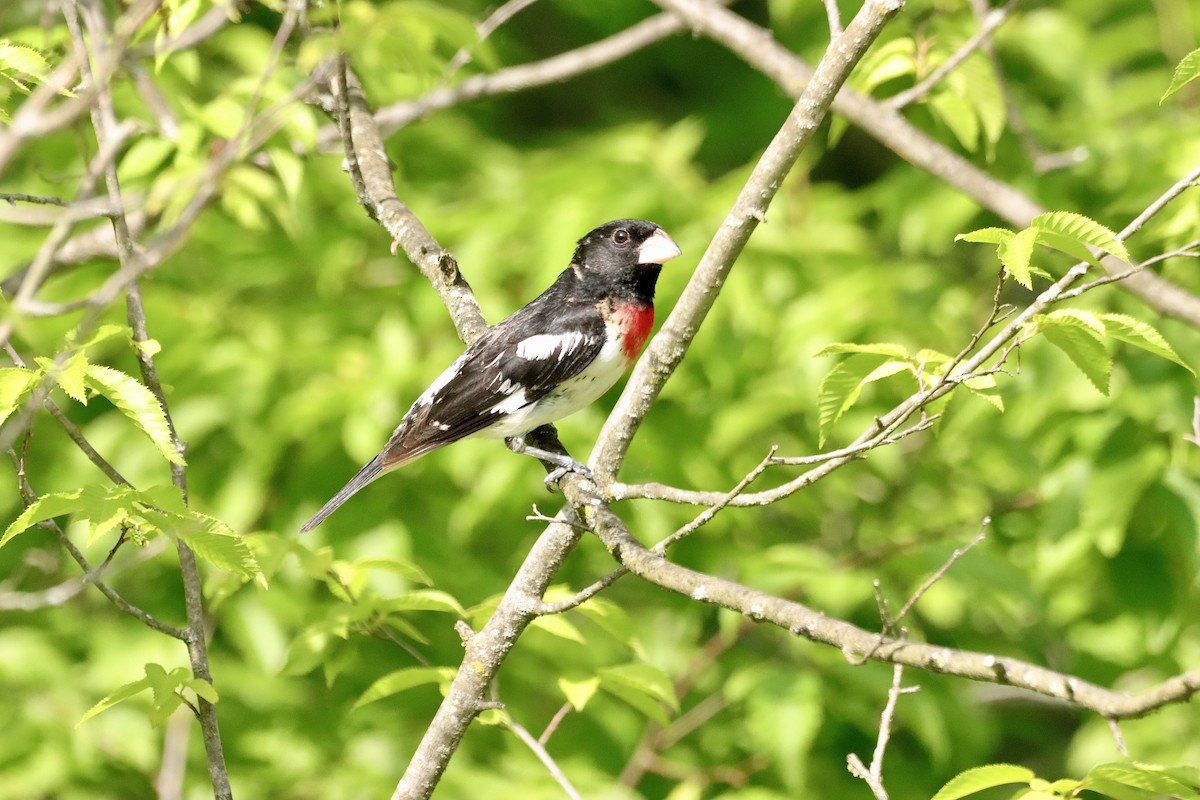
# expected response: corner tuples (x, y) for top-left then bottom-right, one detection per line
(1042, 324), (1112, 394)
(119, 137), (177, 181)
(1075, 777), (1162, 800)
(84, 365), (184, 465)
(956, 227), (1013, 245)
(0, 366), (40, 424)
(598, 662), (678, 713)
(999, 226), (1039, 289)
(1032, 211), (1131, 265)
(1161, 47), (1200, 102)
(36, 352), (90, 404)
(353, 557), (432, 586)
(185, 678), (219, 704)
(1099, 313), (1194, 374)
(558, 677), (600, 711)
(78, 673), (153, 726)
(814, 342), (910, 359)
(529, 614), (587, 645)
(1086, 763), (1200, 799)
(817, 355), (911, 445)
(929, 88), (979, 151)
(351, 666), (454, 710)
(0, 42), (51, 82)
(173, 513), (265, 587)
(2, 487), (88, 547)
(379, 589), (467, 617)
(930, 764), (1035, 800)
(852, 37), (917, 94)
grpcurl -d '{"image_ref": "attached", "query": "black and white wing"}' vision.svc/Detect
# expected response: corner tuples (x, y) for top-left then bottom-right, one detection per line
(380, 297), (606, 468)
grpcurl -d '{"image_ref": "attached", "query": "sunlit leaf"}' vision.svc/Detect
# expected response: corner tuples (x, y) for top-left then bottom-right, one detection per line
(558, 677), (600, 711)
(930, 764), (1035, 800)
(351, 666), (454, 710)
(0, 366), (40, 424)
(84, 365), (184, 465)
(1161, 47), (1200, 102)
(1033, 211), (1130, 265)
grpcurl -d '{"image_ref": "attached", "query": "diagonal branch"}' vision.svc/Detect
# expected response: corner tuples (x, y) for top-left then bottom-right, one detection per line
(591, 0), (906, 482)
(651, 0), (1200, 326)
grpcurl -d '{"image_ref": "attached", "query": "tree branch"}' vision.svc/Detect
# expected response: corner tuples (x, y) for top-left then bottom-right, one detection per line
(67, 1), (232, 795)
(654, 0), (1200, 326)
(590, 0), (905, 483)
(557, 471), (1200, 720)
(885, 0), (1019, 109)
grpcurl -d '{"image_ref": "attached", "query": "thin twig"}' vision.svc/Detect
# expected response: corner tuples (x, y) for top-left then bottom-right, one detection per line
(538, 447), (779, 614)
(886, 0), (1020, 110)
(1, 192), (70, 206)
(892, 518), (989, 627)
(1107, 717), (1129, 757)
(823, 0), (844, 38)
(847, 663), (919, 800)
(1055, 241), (1200, 301)
(609, 415), (937, 506)
(538, 703), (573, 746)
(508, 717), (584, 800)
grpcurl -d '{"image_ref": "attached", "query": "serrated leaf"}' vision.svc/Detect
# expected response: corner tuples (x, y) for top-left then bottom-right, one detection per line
(1033, 211), (1130, 265)
(1040, 308), (1107, 336)
(0, 367), (40, 424)
(70, 323), (131, 352)
(814, 342), (910, 359)
(78, 673), (153, 726)
(0, 42), (50, 81)
(930, 764), (1035, 800)
(1043, 324), (1112, 395)
(956, 227), (1013, 245)
(172, 514), (264, 586)
(598, 662), (678, 713)
(1075, 776), (1162, 800)
(1000, 226), (1039, 289)
(380, 589), (467, 617)
(1099, 313), (1194, 375)
(351, 666), (454, 710)
(817, 356), (911, 446)
(558, 677), (600, 711)
(1087, 764), (1199, 798)
(530, 614), (587, 644)
(84, 365), (184, 465)
(2, 487), (87, 547)
(1162, 47), (1200, 102)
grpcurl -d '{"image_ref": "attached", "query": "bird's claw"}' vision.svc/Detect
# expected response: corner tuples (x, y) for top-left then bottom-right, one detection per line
(543, 461), (593, 491)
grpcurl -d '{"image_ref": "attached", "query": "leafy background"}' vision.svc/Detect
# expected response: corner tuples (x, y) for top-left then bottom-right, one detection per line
(1, 0), (1198, 798)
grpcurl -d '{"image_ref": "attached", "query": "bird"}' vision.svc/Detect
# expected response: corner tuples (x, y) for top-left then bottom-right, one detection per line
(299, 219), (681, 532)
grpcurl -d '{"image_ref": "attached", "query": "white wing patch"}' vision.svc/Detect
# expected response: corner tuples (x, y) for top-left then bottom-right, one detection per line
(515, 332), (588, 362)
(488, 388), (529, 415)
(415, 352), (467, 406)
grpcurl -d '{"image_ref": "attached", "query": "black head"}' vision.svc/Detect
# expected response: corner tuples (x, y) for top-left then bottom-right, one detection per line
(572, 219), (681, 276)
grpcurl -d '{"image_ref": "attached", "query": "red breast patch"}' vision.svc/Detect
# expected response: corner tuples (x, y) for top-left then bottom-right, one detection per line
(615, 303), (655, 363)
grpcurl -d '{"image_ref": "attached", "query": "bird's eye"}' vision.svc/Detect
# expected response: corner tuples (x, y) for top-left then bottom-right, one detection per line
(613, 229), (630, 245)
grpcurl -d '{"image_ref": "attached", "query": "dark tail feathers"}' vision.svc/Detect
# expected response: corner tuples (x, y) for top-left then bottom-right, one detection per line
(298, 454), (387, 533)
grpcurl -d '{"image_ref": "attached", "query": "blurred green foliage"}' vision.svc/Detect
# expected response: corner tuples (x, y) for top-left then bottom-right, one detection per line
(1, 0), (1198, 798)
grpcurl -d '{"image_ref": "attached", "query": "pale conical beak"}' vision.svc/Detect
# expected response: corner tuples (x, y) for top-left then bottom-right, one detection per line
(638, 229), (682, 265)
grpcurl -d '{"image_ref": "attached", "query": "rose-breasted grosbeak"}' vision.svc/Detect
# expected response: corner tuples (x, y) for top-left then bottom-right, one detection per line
(299, 219), (681, 532)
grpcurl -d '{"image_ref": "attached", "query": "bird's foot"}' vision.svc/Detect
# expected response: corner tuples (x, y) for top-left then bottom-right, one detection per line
(506, 435), (593, 490)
